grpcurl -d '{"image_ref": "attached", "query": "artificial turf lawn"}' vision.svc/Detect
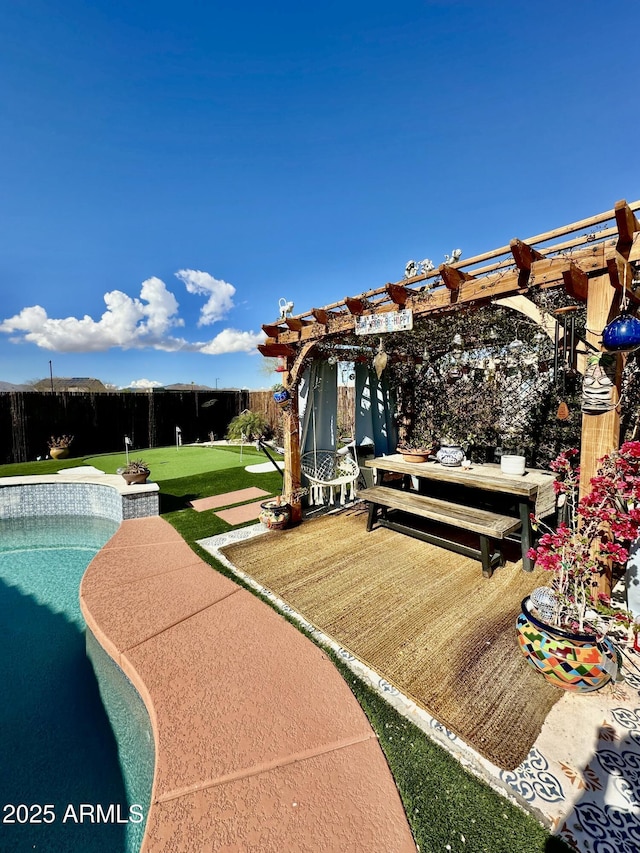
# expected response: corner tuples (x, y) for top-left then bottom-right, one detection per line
(84, 443), (267, 480)
(0, 450), (570, 851)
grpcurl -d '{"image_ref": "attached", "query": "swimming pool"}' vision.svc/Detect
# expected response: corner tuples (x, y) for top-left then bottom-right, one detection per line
(0, 515), (154, 852)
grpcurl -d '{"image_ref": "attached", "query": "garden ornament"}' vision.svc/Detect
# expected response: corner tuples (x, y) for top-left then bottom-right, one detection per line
(278, 298), (294, 320)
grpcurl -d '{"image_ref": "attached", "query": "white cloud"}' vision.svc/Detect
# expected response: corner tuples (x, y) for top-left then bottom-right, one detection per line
(175, 269), (235, 326)
(0, 278), (185, 353)
(126, 378), (164, 389)
(0, 270), (265, 358)
(197, 328), (265, 354)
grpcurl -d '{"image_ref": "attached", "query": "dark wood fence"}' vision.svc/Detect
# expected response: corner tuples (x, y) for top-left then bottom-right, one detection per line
(1, 386), (357, 464)
(0, 390), (250, 464)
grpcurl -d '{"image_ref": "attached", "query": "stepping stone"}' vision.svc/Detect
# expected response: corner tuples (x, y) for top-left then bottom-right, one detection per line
(215, 500), (267, 525)
(190, 488), (270, 512)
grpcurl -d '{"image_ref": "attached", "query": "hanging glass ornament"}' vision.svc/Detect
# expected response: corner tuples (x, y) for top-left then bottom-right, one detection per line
(602, 311), (640, 352)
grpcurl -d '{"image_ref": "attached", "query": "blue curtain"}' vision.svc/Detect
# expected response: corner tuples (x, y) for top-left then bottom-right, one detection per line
(354, 363), (397, 455)
(299, 361), (338, 454)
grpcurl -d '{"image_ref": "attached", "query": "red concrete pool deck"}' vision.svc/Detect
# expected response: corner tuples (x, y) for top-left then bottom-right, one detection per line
(80, 516), (415, 852)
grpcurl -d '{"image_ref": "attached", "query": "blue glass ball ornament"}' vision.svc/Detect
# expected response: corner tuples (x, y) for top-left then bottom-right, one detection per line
(602, 312), (640, 352)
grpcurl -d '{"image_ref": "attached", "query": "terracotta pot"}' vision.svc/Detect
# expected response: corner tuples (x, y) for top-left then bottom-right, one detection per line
(121, 471), (150, 485)
(399, 449), (431, 463)
(49, 447), (69, 460)
(516, 596), (618, 693)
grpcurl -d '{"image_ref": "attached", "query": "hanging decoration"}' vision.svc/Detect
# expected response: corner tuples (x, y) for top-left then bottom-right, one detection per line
(602, 312), (640, 351)
(553, 307), (578, 420)
(373, 337), (389, 379)
(602, 264), (640, 352)
(581, 354), (617, 414)
(273, 387), (291, 411)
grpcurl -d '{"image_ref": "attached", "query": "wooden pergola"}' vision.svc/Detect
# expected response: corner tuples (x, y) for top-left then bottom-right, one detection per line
(259, 199), (640, 524)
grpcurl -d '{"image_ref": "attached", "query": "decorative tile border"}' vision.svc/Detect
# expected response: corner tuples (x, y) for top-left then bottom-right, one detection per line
(199, 528), (640, 850)
(0, 479), (159, 522)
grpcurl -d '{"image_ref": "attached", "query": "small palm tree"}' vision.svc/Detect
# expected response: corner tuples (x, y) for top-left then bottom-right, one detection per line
(226, 410), (269, 442)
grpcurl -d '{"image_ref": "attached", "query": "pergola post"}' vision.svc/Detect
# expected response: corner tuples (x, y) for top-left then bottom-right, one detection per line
(578, 274), (622, 497)
(579, 272), (623, 596)
(282, 381), (303, 523)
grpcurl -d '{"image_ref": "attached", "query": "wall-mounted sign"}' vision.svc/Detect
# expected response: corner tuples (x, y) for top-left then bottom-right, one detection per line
(355, 310), (413, 335)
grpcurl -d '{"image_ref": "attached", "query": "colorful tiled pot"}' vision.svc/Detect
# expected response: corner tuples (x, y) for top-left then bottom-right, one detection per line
(516, 596), (618, 693)
(259, 500), (291, 530)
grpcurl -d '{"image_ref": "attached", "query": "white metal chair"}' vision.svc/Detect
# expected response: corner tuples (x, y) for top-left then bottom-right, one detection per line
(300, 450), (359, 506)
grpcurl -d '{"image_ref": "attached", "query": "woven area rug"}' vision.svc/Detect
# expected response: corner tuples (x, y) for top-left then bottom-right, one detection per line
(221, 507), (562, 770)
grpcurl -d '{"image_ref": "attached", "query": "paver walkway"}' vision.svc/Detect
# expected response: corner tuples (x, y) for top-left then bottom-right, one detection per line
(80, 516), (415, 852)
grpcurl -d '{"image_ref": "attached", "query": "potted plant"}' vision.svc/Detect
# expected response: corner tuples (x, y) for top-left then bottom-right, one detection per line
(272, 382), (291, 409)
(517, 443), (640, 692)
(48, 435), (74, 460)
(397, 429), (434, 463)
(120, 459), (151, 485)
(259, 487), (308, 531)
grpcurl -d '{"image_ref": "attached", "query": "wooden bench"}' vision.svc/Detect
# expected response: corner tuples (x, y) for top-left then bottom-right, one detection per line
(359, 485), (522, 578)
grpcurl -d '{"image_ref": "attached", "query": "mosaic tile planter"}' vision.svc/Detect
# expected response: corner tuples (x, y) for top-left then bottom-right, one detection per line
(516, 596), (618, 693)
(258, 499), (291, 530)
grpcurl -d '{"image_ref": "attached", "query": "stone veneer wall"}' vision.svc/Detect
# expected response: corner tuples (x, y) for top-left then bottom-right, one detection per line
(0, 483), (159, 522)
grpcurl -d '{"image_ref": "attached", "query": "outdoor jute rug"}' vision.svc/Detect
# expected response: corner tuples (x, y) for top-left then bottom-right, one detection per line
(221, 507), (562, 770)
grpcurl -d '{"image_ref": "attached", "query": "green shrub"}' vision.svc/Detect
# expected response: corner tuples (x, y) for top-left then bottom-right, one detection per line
(226, 410), (270, 442)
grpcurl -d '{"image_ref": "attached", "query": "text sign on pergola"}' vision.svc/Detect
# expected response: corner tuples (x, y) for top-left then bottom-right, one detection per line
(354, 310), (414, 335)
(259, 198), (640, 555)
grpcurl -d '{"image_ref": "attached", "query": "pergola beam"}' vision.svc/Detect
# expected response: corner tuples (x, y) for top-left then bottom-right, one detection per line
(510, 238), (544, 271)
(257, 343), (296, 358)
(615, 199), (640, 248)
(606, 256), (640, 304)
(262, 323), (285, 338)
(311, 308), (329, 325)
(344, 297), (367, 315)
(386, 283), (410, 306)
(562, 262), (589, 302)
(284, 317), (311, 332)
(438, 264), (475, 293)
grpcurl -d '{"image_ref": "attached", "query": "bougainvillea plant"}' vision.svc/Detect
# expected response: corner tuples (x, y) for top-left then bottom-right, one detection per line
(528, 441), (640, 635)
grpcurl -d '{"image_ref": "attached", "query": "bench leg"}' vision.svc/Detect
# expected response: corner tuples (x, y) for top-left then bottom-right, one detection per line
(519, 500), (535, 571)
(366, 502), (378, 532)
(480, 536), (493, 579)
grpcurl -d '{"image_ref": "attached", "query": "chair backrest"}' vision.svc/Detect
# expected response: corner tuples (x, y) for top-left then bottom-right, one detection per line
(301, 450), (358, 482)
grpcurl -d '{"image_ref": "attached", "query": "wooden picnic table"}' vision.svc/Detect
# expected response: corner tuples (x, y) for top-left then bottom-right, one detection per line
(364, 454), (556, 573)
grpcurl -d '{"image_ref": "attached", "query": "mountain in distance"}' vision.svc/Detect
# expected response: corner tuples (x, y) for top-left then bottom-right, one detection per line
(0, 380), (37, 392)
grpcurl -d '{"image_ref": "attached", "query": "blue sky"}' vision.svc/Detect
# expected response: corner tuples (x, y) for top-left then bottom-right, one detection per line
(1, 0), (639, 390)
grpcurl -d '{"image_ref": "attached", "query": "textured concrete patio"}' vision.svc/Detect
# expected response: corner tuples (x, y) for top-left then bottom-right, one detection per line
(80, 515), (415, 853)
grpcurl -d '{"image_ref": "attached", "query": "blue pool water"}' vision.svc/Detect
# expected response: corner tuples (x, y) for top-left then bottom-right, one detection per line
(0, 515), (154, 852)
